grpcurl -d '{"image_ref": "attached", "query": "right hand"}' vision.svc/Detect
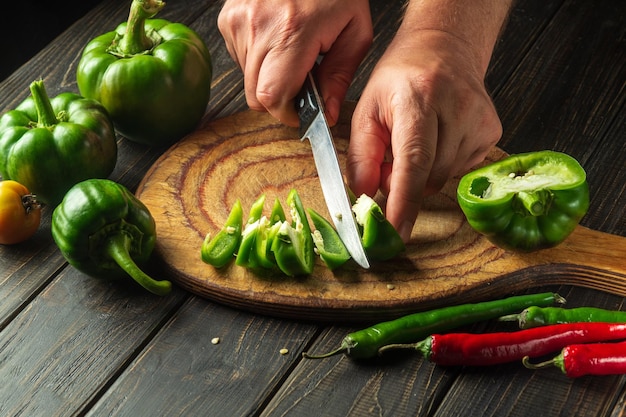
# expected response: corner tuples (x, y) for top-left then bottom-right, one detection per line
(218, 0), (373, 126)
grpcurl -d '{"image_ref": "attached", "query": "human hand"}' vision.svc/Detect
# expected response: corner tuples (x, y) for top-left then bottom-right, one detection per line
(218, 0), (373, 126)
(347, 30), (503, 242)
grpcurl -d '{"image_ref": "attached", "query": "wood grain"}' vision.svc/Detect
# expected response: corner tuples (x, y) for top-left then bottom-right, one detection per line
(136, 103), (626, 323)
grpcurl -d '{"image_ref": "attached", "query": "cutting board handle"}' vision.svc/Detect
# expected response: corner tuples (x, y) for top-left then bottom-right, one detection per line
(516, 226), (626, 294)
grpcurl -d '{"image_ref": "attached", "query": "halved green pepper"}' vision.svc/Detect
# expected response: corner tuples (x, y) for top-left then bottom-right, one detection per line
(352, 194), (405, 261)
(0, 79), (117, 207)
(51, 179), (172, 295)
(201, 199), (243, 268)
(271, 190), (315, 276)
(76, 0), (212, 146)
(456, 150), (589, 252)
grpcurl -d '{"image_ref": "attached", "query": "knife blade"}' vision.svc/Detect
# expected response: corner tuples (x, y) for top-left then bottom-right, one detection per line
(295, 71), (370, 269)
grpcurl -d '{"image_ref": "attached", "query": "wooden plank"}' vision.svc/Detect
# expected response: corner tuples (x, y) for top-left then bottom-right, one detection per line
(0, 267), (188, 417)
(87, 298), (318, 416)
(263, 326), (461, 417)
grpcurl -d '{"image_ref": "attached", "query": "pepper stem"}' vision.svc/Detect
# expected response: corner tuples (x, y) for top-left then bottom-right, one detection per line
(498, 313), (520, 322)
(301, 347), (346, 359)
(117, 0), (165, 56)
(521, 355), (553, 370)
(104, 233), (172, 296)
(377, 343), (418, 355)
(29, 79), (59, 128)
(516, 190), (551, 216)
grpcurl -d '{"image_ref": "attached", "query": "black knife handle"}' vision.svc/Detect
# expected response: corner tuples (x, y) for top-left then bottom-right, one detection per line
(295, 72), (323, 138)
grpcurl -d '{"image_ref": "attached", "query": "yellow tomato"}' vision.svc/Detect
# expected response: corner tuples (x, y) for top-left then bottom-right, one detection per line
(0, 180), (42, 244)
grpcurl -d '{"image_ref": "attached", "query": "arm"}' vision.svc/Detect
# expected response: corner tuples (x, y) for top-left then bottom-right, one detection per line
(347, 0), (513, 241)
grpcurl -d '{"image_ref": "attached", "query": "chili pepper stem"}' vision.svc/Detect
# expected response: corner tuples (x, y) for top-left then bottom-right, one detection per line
(378, 341), (428, 357)
(29, 79), (59, 127)
(118, 0), (165, 56)
(301, 347), (346, 359)
(521, 355), (558, 370)
(104, 233), (172, 296)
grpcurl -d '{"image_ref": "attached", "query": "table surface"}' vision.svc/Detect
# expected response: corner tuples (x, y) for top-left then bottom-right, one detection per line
(1, 1), (624, 416)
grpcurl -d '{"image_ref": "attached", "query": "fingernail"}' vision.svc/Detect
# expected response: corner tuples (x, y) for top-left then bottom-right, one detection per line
(399, 221), (414, 242)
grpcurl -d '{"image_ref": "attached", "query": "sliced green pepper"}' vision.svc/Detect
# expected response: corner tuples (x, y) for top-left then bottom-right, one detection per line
(457, 150), (589, 252)
(51, 179), (171, 295)
(76, 0), (212, 146)
(201, 199), (243, 268)
(308, 207), (351, 270)
(254, 198), (286, 269)
(0, 79), (117, 207)
(271, 190), (315, 276)
(352, 194), (405, 261)
(235, 194), (266, 268)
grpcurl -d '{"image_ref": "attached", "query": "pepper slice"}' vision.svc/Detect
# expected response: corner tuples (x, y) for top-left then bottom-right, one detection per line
(271, 189), (315, 276)
(308, 207), (351, 270)
(352, 194), (405, 261)
(254, 198), (286, 269)
(235, 194), (266, 268)
(201, 199), (243, 268)
(457, 150), (589, 252)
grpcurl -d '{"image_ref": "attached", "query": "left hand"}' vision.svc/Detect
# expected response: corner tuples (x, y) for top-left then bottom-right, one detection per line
(347, 29), (503, 242)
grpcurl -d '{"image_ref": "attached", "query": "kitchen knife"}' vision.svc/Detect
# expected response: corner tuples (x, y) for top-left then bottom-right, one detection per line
(295, 71), (370, 269)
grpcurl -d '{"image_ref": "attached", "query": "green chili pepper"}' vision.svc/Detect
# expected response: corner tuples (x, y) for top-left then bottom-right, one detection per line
(76, 0), (212, 146)
(302, 292), (565, 360)
(308, 207), (351, 270)
(52, 179), (172, 295)
(499, 306), (626, 329)
(457, 150), (589, 252)
(254, 198), (286, 269)
(271, 189), (315, 276)
(352, 194), (405, 261)
(0, 79), (117, 207)
(201, 199), (243, 268)
(236, 194), (266, 269)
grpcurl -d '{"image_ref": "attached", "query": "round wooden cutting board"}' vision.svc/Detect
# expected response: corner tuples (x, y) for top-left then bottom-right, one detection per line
(136, 103), (626, 323)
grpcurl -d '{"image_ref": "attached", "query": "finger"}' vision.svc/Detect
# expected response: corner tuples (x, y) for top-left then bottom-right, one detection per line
(316, 10), (373, 125)
(255, 38), (323, 126)
(385, 105), (439, 242)
(346, 98), (388, 198)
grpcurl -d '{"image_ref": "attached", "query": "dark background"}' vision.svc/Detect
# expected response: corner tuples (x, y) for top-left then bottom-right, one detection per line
(1, 0), (102, 82)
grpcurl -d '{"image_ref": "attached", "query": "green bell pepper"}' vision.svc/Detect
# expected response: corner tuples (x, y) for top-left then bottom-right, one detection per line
(0, 79), (117, 207)
(271, 189), (315, 276)
(352, 194), (405, 261)
(201, 199), (243, 268)
(456, 150), (589, 252)
(76, 0), (212, 146)
(52, 178), (172, 295)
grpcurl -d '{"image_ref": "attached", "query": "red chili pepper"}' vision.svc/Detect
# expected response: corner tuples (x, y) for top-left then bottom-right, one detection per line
(378, 323), (626, 366)
(523, 341), (626, 378)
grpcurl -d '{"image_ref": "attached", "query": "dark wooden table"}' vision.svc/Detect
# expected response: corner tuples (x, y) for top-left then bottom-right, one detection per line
(1, 1), (624, 416)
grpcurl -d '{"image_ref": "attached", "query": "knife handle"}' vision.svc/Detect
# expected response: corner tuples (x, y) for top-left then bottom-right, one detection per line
(295, 72), (324, 138)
